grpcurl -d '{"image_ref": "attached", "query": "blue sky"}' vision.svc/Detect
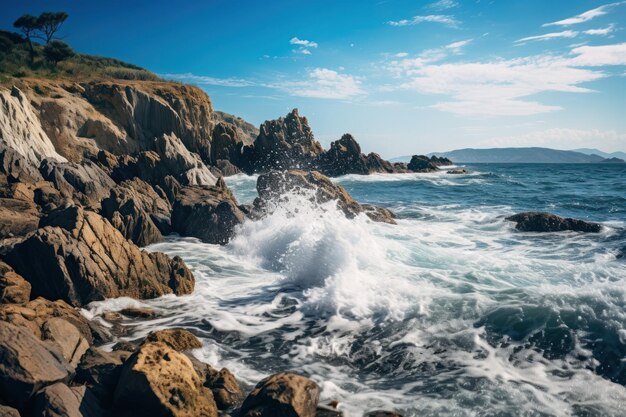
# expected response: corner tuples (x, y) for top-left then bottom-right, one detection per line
(3, 0), (626, 157)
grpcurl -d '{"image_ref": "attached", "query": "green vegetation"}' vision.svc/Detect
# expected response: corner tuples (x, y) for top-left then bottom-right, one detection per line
(1, 12), (159, 83)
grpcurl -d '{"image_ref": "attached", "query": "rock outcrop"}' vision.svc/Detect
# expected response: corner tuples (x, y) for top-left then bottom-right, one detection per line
(0, 260), (31, 304)
(4, 206), (194, 306)
(316, 134), (394, 176)
(406, 155), (439, 172)
(506, 212), (602, 233)
(239, 372), (320, 417)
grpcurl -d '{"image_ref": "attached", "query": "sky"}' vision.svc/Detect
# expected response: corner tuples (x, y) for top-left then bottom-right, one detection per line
(3, 0), (626, 157)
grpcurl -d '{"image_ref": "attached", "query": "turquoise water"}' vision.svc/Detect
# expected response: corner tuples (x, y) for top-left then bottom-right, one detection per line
(91, 164), (626, 417)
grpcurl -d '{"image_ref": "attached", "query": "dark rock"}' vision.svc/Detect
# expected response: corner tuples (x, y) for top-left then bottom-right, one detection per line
(171, 181), (244, 245)
(0, 144), (44, 183)
(429, 155), (453, 166)
(0, 197), (39, 239)
(4, 206), (194, 306)
(101, 178), (172, 246)
(317, 403), (343, 417)
(316, 134), (394, 176)
(407, 155), (439, 173)
(0, 321), (72, 409)
(144, 328), (202, 351)
(114, 341), (218, 417)
(506, 212), (602, 233)
(119, 307), (157, 319)
(211, 122), (247, 167)
(0, 260), (31, 304)
(214, 111), (258, 146)
(203, 366), (244, 410)
(239, 372), (319, 417)
(364, 412), (403, 417)
(0, 405), (20, 417)
(32, 382), (104, 417)
(216, 159), (241, 177)
(447, 169), (468, 174)
(74, 347), (126, 404)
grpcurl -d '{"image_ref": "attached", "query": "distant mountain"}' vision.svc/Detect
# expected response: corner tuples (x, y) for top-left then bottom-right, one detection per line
(573, 148), (626, 161)
(419, 147), (625, 163)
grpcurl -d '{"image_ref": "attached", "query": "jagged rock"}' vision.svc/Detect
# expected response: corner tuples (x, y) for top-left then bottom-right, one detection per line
(0, 144), (44, 183)
(251, 109), (324, 172)
(42, 318), (90, 367)
(32, 383), (104, 417)
(216, 159), (241, 177)
(316, 134), (394, 176)
(171, 181), (244, 244)
(39, 159), (115, 209)
(255, 170), (396, 224)
(429, 155), (453, 166)
(4, 206), (194, 306)
(447, 169), (468, 174)
(0, 197), (39, 239)
(211, 122), (247, 167)
(392, 162), (409, 173)
(0, 405), (20, 417)
(203, 366), (244, 410)
(506, 212), (602, 233)
(144, 329), (202, 351)
(214, 111), (258, 146)
(406, 155), (439, 173)
(114, 342), (218, 417)
(0, 321), (72, 409)
(0, 261), (31, 304)
(101, 178), (172, 246)
(75, 347), (127, 404)
(239, 372), (320, 417)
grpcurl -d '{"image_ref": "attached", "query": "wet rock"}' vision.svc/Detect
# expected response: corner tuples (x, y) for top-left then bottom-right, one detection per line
(364, 412), (403, 417)
(0, 261), (31, 304)
(0, 197), (39, 239)
(239, 372), (320, 417)
(171, 181), (244, 245)
(4, 206), (194, 306)
(145, 328), (202, 351)
(32, 382), (104, 417)
(506, 212), (602, 233)
(406, 155), (439, 173)
(255, 170), (396, 224)
(0, 321), (72, 409)
(447, 169), (468, 174)
(203, 366), (244, 410)
(114, 341), (218, 417)
(216, 159), (241, 177)
(74, 347), (127, 404)
(101, 311), (124, 322)
(119, 307), (157, 319)
(317, 403), (343, 417)
(211, 122), (248, 168)
(101, 178), (172, 246)
(42, 318), (90, 367)
(316, 134), (394, 176)
(0, 405), (20, 417)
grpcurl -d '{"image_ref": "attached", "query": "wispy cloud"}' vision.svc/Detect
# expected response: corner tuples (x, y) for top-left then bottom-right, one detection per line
(388, 15), (458, 27)
(569, 42), (626, 66)
(281, 68), (365, 100)
(290, 37), (318, 55)
(395, 52), (409, 58)
(160, 73), (255, 87)
(427, 0), (459, 11)
(446, 39), (472, 53)
(543, 2), (625, 27)
(515, 30), (579, 44)
(480, 128), (626, 150)
(583, 24), (616, 36)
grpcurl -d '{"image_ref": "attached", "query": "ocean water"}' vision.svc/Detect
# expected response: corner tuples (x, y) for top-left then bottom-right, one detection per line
(88, 164), (626, 417)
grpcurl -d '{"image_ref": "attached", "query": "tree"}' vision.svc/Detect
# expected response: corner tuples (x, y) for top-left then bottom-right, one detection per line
(43, 40), (74, 66)
(37, 12), (68, 44)
(12, 14), (39, 61)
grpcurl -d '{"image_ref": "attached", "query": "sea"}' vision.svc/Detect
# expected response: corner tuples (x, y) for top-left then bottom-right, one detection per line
(88, 163), (626, 417)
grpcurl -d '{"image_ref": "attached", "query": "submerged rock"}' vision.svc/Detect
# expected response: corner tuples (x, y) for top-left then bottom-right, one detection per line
(506, 212), (602, 233)
(446, 169), (468, 174)
(239, 372), (320, 417)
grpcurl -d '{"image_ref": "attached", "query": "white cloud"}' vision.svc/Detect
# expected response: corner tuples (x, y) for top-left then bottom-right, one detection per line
(583, 24), (616, 36)
(515, 30), (579, 43)
(395, 52), (409, 58)
(388, 15), (458, 27)
(479, 128), (626, 150)
(446, 39), (472, 53)
(281, 68), (365, 100)
(570, 42), (626, 66)
(160, 73), (254, 87)
(543, 2), (625, 26)
(427, 0), (459, 11)
(290, 37), (318, 55)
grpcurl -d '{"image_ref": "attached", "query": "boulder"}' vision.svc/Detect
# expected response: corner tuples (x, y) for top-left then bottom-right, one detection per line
(364, 412), (403, 417)
(101, 178), (172, 246)
(119, 307), (158, 319)
(210, 122), (247, 167)
(4, 206), (194, 306)
(42, 318), (90, 367)
(203, 366), (244, 410)
(144, 328), (202, 352)
(32, 383), (104, 417)
(0, 144), (44, 183)
(216, 159), (241, 177)
(114, 342), (218, 417)
(171, 181), (244, 245)
(506, 212), (602, 233)
(316, 134), (394, 176)
(447, 169), (468, 174)
(0, 321), (72, 409)
(238, 372), (320, 417)
(255, 170), (396, 224)
(0, 197), (39, 239)
(74, 347), (127, 404)
(406, 155), (439, 173)
(0, 260), (31, 304)
(0, 405), (20, 416)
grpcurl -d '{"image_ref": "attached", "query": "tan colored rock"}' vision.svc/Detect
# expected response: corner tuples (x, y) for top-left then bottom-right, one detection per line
(0, 405), (20, 417)
(4, 206), (194, 306)
(114, 341), (218, 417)
(0, 321), (72, 409)
(42, 318), (90, 367)
(203, 366), (244, 410)
(239, 372), (320, 417)
(145, 328), (202, 351)
(0, 197), (39, 239)
(32, 383), (104, 417)
(119, 307), (157, 319)
(0, 260), (31, 304)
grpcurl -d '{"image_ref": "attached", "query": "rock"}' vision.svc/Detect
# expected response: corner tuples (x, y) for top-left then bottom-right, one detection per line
(0, 321), (72, 409)
(101, 311), (124, 322)
(74, 347), (126, 404)
(144, 329), (202, 351)
(4, 206), (194, 306)
(114, 342), (218, 417)
(255, 170), (396, 224)
(211, 122), (248, 167)
(506, 212), (602, 233)
(429, 155), (453, 166)
(406, 155), (439, 173)
(238, 372), (320, 417)
(119, 307), (157, 319)
(317, 403), (343, 417)
(203, 366), (244, 410)
(0, 197), (39, 239)
(0, 260), (31, 304)
(171, 181), (244, 245)
(447, 169), (468, 174)
(39, 159), (115, 210)
(251, 109), (324, 172)
(216, 159), (241, 177)
(32, 383), (104, 417)
(0, 405), (20, 417)
(316, 134), (394, 176)
(42, 318), (90, 367)
(364, 412), (403, 417)
(101, 178), (172, 246)
(214, 111), (258, 146)
(0, 144), (44, 183)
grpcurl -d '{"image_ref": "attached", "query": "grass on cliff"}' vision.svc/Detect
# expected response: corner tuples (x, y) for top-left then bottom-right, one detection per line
(0, 29), (160, 84)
